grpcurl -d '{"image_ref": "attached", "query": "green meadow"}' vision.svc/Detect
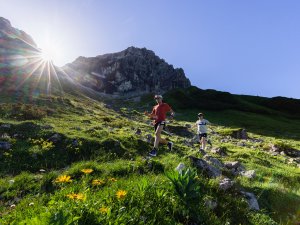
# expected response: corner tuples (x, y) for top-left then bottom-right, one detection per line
(0, 89), (299, 225)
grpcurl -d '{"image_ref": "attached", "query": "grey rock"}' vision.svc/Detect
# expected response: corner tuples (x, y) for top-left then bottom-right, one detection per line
(175, 163), (186, 174)
(189, 156), (222, 178)
(0, 124), (11, 129)
(135, 128), (142, 135)
(204, 199), (218, 210)
(203, 155), (224, 168)
(64, 46), (191, 96)
(240, 170), (256, 179)
(48, 133), (62, 143)
(182, 139), (193, 147)
(219, 178), (234, 191)
(0, 141), (12, 150)
(145, 134), (154, 143)
(224, 161), (241, 169)
(211, 146), (227, 156)
(241, 191), (260, 211)
(231, 129), (248, 139)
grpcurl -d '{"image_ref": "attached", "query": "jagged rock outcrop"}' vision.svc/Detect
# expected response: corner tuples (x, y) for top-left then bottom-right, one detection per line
(63, 46), (191, 96)
(0, 17), (43, 94)
(0, 17), (38, 72)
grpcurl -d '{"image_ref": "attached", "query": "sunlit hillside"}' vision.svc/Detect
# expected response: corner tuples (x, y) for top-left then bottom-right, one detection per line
(0, 87), (299, 224)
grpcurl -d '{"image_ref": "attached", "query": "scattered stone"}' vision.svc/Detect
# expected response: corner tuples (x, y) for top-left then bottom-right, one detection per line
(224, 161), (241, 169)
(203, 155), (224, 168)
(72, 139), (79, 147)
(204, 199), (218, 210)
(270, 152), (279, 156)
(240, 170), (256, 179)
(175, 163), (186, 174)
(48, 133), (62, 143)
(270, 144), (280, 152)
(231, 129), (248, 139)
(189, 156), (222, 178)
(211, 146), (227, 156)
(237, 142), (246, 147)
(284, 148), (300, 157)
(8, 179), (14, 185)
(219, 178), (235, 191)
(0, 124), (11, 129)
(1, 133), (10, 139)
(0, 141), (12, 150)
(12, 134), (24, 139)
(224, 161), (246, 175)
(135, 128), (142, 135)
(220, 138), (230, 143)
(241, 191), (260, 211)
(145, 134), (154, 143)
(183, 139), (193, 147)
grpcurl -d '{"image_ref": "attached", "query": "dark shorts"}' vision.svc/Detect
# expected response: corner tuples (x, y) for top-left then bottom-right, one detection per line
(198, 133), (207, 139)
(154, 121), (166, 132)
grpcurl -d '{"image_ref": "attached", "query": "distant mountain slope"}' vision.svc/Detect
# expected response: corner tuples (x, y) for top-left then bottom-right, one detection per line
(164, 86), (300, 118)
(63, 46), (191, 95)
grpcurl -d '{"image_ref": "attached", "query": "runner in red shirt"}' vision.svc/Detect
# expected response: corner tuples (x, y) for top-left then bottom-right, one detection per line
(145, 94), (175, 156)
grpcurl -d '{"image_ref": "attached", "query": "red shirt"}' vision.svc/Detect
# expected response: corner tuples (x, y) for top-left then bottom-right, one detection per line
(151, 103), (172, 123)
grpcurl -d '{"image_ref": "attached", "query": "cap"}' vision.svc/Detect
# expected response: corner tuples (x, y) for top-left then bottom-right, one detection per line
(154, 95), (163, 99)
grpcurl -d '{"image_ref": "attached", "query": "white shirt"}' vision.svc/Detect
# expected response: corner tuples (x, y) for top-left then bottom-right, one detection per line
(196, 119), (210, 134)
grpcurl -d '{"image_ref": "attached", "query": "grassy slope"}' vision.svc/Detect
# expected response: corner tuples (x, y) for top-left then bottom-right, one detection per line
(0, 90), (299, 224)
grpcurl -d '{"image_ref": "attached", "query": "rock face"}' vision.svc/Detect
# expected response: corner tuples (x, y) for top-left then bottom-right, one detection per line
(0, 17), (44, 94)
(63, 46), (191, 96)
(0, 17), (38, 72)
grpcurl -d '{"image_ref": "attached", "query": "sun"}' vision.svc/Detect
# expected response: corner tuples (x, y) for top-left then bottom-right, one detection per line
(38, 39), (63, 65)
(39, 45), (60, 64)
(40, 50), (54, 62)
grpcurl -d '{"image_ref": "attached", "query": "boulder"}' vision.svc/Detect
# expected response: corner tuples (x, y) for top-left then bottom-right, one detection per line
(203, 155), (224, 168)
(211, 146), (227, 156)
(240, 170), (256, 179)
(219, 178), (235, 191)
(189, 156), (222, 178)
(231, 129), (248, 139)
(241, 191), (260, 211)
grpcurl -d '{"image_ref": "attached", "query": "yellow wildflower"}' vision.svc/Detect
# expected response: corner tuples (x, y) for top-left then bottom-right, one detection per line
(109, 178), (117, 182)
(92, 179), (105, 186)
(55, 175), (72, 183)
(116, 190), (127, 199)
(99, 207), (109, 214)
(66, 193), (77, 199)
(81, 169), (94, 174)
(66, 193), (85, 200)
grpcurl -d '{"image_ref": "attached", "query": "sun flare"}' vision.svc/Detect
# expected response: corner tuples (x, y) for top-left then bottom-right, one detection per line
(38, 40), (62, 65)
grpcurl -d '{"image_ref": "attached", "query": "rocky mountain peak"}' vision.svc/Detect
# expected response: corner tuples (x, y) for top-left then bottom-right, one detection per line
(64, 46), (191, 96)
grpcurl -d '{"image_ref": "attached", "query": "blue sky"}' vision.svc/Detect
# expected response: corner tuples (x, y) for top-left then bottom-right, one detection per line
(1, 0), (300, 99)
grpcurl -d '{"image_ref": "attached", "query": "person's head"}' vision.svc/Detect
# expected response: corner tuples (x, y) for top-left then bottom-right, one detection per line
(198, 113), (204, 119)
(154, 95), (163, 103)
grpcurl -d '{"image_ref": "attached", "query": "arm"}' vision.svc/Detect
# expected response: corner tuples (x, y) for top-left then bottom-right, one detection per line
(144, 108), (157, 120)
